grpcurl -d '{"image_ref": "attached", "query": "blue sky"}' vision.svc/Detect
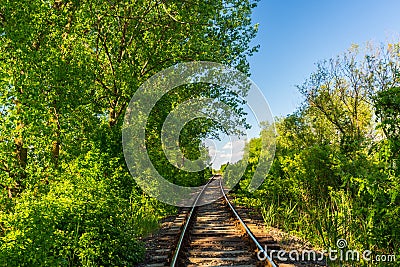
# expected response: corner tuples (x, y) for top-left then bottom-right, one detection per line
(248, 0), (400, 117)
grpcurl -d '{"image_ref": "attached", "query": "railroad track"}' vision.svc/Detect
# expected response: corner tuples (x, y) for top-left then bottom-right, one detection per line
(141, 175), (279, 267)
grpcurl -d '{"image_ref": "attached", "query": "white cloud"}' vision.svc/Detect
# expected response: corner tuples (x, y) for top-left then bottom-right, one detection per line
(222, 139), (246, 150)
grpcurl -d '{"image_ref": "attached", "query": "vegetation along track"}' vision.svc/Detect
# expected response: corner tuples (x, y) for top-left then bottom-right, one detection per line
(142, 175), (281, 267)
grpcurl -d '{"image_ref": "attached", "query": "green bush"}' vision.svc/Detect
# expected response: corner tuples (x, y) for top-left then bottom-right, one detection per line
(0, 150), (166, 266)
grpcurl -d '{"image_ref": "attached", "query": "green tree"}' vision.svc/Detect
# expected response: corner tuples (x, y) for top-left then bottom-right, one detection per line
(233, 43), (400, 265)
(0, 0), (260, 265)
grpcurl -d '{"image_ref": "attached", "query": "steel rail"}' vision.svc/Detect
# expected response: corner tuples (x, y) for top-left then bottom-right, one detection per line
(169, 176), (215, 267)
(219, 178), (278, 267)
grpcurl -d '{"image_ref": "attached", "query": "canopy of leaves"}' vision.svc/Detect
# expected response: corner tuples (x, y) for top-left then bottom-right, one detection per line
(0, 0), (259, 265)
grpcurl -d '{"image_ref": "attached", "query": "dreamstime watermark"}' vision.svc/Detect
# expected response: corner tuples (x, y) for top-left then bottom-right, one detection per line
(122, 61), (276, 207)
(257, 239), (396, 263)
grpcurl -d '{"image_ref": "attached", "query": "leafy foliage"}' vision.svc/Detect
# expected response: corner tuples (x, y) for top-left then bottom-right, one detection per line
(232, 43), (400, 266)
(0, 0), (259, 265)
